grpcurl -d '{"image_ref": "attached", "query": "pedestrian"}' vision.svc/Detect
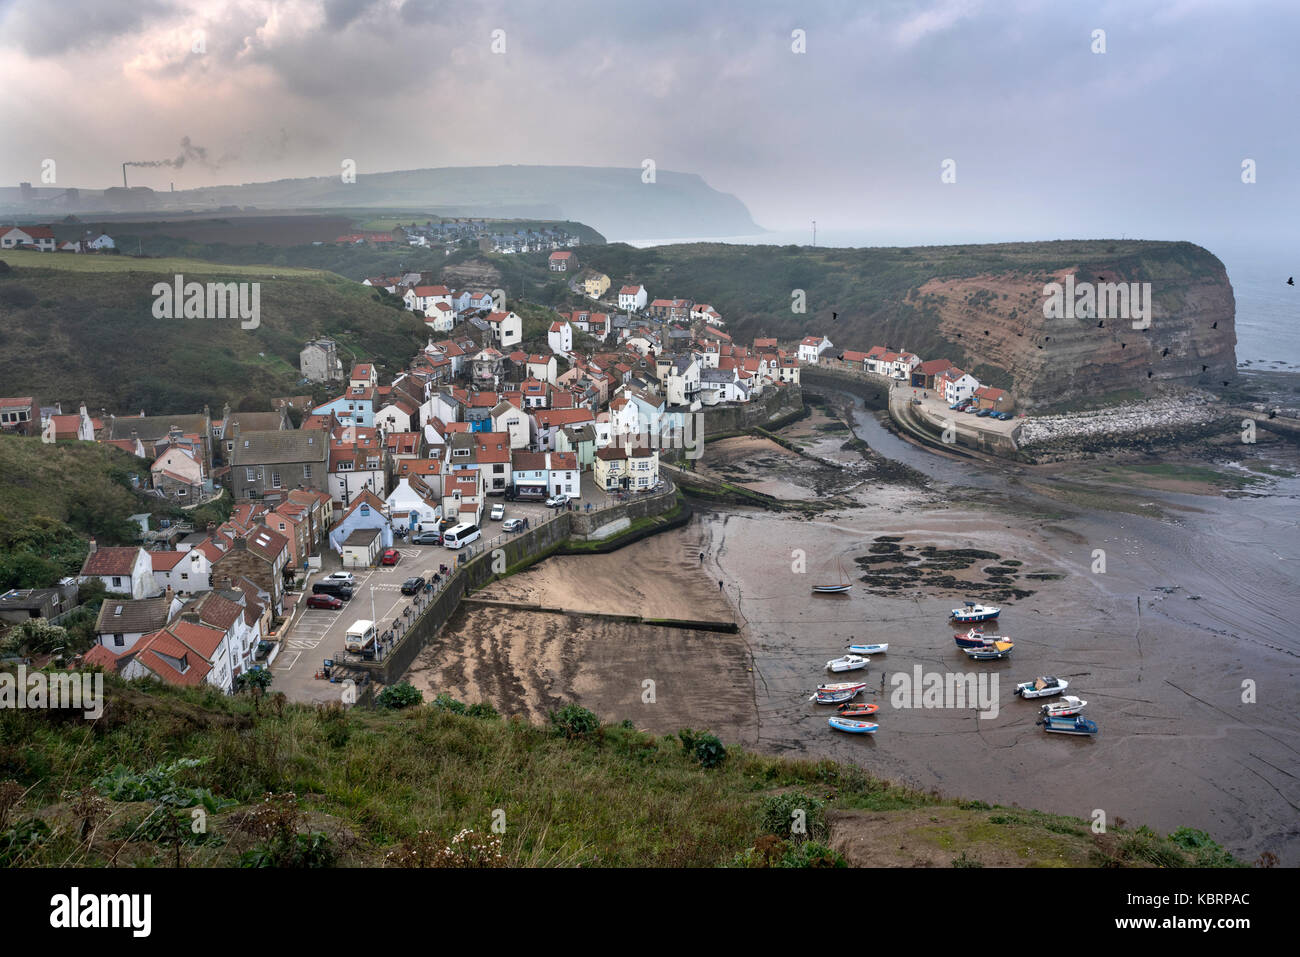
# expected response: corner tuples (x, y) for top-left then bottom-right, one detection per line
(880, 671), (885, 693)
(699, 551), (704, 563)
(718, 579), (723, 591)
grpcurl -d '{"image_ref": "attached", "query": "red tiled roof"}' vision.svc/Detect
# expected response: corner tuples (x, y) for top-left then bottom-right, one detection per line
(81, 547), (143, 577)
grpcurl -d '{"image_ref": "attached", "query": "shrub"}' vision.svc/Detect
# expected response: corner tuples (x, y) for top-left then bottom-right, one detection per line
(694, 733), (726, 769)
(465, 702), (500, 720)
(759, 792), (827, 841)
(550, 704), (600, 740)
(377, 682), (423, 710)
(779, 841), (847, 868)
(431, 692), (466, 714)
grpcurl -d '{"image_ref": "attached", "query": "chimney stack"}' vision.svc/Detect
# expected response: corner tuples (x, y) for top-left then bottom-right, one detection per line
(88, 538), (97, 554)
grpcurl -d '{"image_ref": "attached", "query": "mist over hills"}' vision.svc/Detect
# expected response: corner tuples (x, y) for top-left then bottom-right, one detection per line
(0, 165), (762, 241)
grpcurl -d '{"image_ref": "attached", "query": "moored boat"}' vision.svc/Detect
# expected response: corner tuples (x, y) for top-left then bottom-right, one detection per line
(1041, 696), (1087, 717)
(952, 601), (1001, 623)
(953, 628), (1004, 648)
(848, 642), (889, 655)
(825, 654), (870, 673)
(828, 717), (879, 734)
(1039, 714), (1099, 736)
(812, 583), (852, 594)
(963, 640), (1014, 660)
(1014, 676), (1069, 699)
(836, 702), (879, 717)
(811, 680), (869, 703)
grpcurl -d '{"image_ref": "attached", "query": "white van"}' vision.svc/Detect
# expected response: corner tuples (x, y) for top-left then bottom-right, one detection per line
(442, 523), (481, 549)
(344, 619), (376, 653)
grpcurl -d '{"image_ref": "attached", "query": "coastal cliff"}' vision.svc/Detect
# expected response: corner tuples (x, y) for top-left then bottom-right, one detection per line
(579, 239), (1238, 411)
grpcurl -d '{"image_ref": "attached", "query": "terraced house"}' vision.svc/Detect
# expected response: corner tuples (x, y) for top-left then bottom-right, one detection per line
(228, 425), (330, 499)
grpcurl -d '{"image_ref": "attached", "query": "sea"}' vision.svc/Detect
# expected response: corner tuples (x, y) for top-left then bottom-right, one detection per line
(617, 228), (1299, 369)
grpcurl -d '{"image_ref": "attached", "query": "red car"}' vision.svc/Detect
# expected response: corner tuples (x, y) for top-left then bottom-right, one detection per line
(305, 594), (343, 610)
(381, 548), (400, 566)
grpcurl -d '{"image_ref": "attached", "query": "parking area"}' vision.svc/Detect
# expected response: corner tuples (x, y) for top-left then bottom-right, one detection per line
(899, 383), (1022, 438)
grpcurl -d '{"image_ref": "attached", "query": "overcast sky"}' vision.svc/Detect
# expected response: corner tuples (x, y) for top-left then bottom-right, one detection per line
(1, 0), (1295, 244)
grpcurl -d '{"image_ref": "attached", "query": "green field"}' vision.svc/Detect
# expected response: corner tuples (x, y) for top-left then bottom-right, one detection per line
(0, 249), (326, 278)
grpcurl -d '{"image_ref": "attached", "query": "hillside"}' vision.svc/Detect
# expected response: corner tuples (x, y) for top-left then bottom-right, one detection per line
(563, 239), (1238, 409)
(0, 675), (1244, 868)
(2, 165), (762, 240)
(0, 250), (430, 412)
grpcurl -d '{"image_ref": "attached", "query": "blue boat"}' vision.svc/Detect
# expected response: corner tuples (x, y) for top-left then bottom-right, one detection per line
(848, 642), (889, 655)
(1040, 715), (1099, 736)
(828, 717), (878, 734)
(952, 601), (1001, 623)
(953, 628), (1001, 648)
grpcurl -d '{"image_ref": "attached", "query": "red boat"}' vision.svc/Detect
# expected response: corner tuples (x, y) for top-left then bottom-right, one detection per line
(836, 702), (879, 717)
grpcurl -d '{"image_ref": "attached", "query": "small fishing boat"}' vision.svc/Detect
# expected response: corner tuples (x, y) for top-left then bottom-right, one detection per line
(836, 702), (879, 717)
(848, 642), (889, 655)
(953, 628), (1004, 648)
(963, 640), (1014, 660)
(1041, 696), (1087, 717)
(828, 717), (879, 734)
(825, 654), (870, 673)
(811, 681), (869, 703)
(951, 601), (1001, 623)
(813, 555), (854, 594)
(1014, 676), (1069, 699)
(1040, 714), (1099, 736)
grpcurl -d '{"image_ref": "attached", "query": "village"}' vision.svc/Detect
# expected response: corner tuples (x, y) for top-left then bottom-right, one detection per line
(0, 232), (1019, 702)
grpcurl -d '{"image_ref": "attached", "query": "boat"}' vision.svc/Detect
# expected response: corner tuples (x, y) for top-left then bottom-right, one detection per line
(1041, 696), (1087, 717)
(963, 640), (1014, 660)
(848, 642), (889, 655)
(952, 628), (1004, 648)
(836, 702), (879, 717)
(825, 654), (870, 673)
(812, 555), (854, 594)
(1040, 714), (1099, 736)
(828, 717), (879, 734)
(811, 681), (869, 703)
(951, 601), (1001, 623)
(1014, 676), (1069, 699)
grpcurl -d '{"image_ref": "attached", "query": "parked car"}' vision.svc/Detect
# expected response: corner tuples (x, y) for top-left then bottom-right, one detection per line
(489, 503), (505, 521)
(311, 582), (352, 601)
(502, 518), (523, 532)
(411, 530), (442, 545)
(381, 548), (400, 566)
(400, 576), (426, 595)
(965, 406), (981, 414)
(325, 571), (356, 587)
(306, 594), (344, 610)
(545, 494), (570, 508)
(976, 408), (992, 417)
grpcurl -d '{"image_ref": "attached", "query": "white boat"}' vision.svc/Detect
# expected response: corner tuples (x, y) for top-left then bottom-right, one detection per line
(1014, 676), (1069, 699)
(848, 642), (888, 655)
(810, 680), (869, 703)
(951, 601), (1001, 623)
(1041, 696), (1087, 717)
(825, 654), (870, 673)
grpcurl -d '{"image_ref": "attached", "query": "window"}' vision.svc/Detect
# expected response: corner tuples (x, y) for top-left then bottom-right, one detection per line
(113, 634), (124, 647)
(246, 468), (256, 482)
(180, 573), (188, 581)
(302, 465), (312, 480)
(112, 577), (122, 587)
(271, 471), (281, 488)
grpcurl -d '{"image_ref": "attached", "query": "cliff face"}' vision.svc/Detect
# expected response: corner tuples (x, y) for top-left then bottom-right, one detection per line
(913, 244), (1237, 409)
(586, 239), (1238, 412)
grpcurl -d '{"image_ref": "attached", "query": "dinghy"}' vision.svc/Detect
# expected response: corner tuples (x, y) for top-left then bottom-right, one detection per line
(828, 717), (879, 734)
(811, 681), (868, 703)
(1040, 714), (1098, 736)
(1041, 696), (1087, 717)
(1014, 676), (1069, 699)
(963, 640), (1013, 660)
(951, 601), (1001, 623)
(848, 642), (889, 655)
(825, 654), (870, 673)
(836, 702), (879, 717)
